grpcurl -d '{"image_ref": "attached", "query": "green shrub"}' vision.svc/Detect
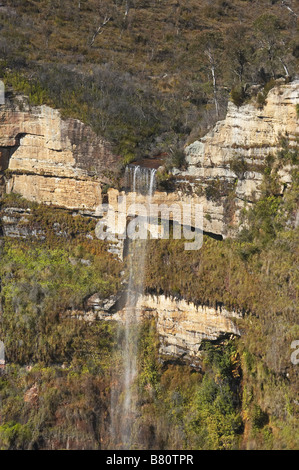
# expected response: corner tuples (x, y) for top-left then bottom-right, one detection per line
(0, 422), (32, 450)
(156, 169), (176, 191)
(138, 320), (161, 393)
(252, 405), (269, 430)
(230, 85), (247, 107)
(277, 135), (299, 165)
(256, 80), (277, 108)
(257, 91), (266, 108)
(168, 148), (186, 170)
(229, 155), (248, 179)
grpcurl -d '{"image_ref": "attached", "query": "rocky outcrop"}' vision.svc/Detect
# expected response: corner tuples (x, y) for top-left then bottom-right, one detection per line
(178, 79), (299, 236)
(1, 81), (298, 237)
(184, 80), (298, 178)
(0, 94), (120, 209)
(100, 80), (299, 238)
(134, 294), (241, 365)
(0, 206), (42, 239)
(106, 187), (220, 236)
(70, 293), (241, 366)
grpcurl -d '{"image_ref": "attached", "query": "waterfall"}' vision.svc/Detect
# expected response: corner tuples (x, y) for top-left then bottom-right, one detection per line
(149, 168), (157, 197)
(133, 165), (139, 193)
(125, 165), (156, 195)
(109, 165), (156, 449)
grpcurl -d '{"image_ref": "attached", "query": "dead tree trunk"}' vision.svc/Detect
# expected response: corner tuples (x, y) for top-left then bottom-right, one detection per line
(90, 15), (111, 46)
(205, 49), (220, 119)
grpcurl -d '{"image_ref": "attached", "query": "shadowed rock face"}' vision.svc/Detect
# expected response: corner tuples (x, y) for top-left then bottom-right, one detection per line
(59, 116), (119, 177)
(0, 95), (121, 208)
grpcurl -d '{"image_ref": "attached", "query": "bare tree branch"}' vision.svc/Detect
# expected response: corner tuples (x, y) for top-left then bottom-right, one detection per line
(281, 1), (298, 18)
(90, 15), (111, 46)
(124, 0), (130, 18)
(204, 49), (220, 119)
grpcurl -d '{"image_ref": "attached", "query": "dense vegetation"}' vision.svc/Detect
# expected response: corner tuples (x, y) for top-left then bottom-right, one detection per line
(144, 149), (299, 449)
(1, 0), (298, 163)
(0, 145), (298, 449)
(0, 208), (122, 449)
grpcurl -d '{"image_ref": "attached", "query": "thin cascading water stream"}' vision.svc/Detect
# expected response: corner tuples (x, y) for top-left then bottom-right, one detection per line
(149, 167), (156, 197)
(109, 165), (156, 450)
(125, 165), (156, 195)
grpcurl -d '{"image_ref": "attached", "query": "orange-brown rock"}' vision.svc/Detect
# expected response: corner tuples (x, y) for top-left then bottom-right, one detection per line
(7, 174), (102, 210)
(73, 293), (241, 365)
(0, 96), (120, 209)
(179, 79), (299, 235)
(1, 81), (298, 236)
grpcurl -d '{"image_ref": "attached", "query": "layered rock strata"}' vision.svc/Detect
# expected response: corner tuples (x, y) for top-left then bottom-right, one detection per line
(184, 80), (299, 179)
(1, 81), (298, 237)
(0, 95), (120, 209)
(179, 79), (299, 235)
(69, 293), (241, 365)
(1, 82), (297, 362)
(103, 80), (299, 238)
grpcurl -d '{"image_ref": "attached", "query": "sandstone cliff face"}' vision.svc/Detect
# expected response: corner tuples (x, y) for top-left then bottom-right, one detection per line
(6, 174), (102, 211)
(0, 83), (298, 362)
(69, 293), (241, 366)
(134, 294), (241, 364)
(1, 81), (298, 236)
(104, 80), (299, 238)
(106, 187), (222, 236)
(0, 95), (120, 209)
(184, 81), (298, 177)
(179, 79), (299, 235)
